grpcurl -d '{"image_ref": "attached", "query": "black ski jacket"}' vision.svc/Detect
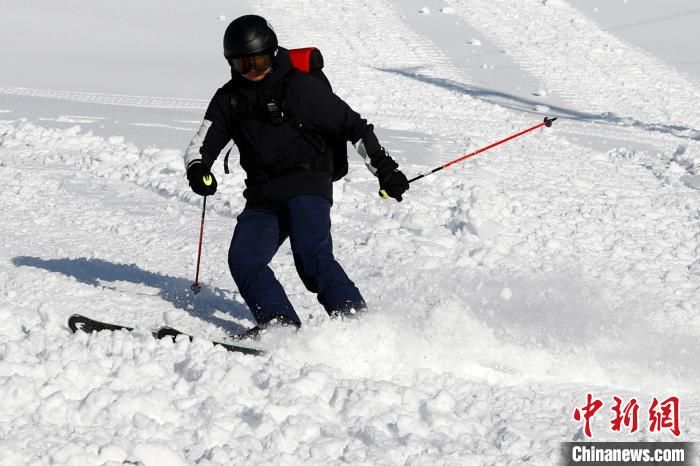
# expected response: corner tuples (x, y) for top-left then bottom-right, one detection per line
(185, 47), (386, 209)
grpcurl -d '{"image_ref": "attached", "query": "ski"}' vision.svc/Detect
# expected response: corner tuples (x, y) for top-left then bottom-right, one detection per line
(68, 314), (138, 334)
(68, 314), (265, 356)
(155, 326), (265, 356)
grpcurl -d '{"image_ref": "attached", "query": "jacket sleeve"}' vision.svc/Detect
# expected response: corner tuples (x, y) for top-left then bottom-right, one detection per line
(290, 76), (390, 177)
(183, 93), (232, 171)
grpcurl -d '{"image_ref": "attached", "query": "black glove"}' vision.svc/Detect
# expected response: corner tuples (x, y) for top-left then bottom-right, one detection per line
(374, 155), (409, 202)
(187, 161), (217, 196)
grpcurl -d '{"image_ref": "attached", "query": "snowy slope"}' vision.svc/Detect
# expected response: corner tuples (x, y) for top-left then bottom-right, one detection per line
(1, 1), (699, 465)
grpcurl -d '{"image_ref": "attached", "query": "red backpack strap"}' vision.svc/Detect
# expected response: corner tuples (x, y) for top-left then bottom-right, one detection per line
(288, 47), (324, 73)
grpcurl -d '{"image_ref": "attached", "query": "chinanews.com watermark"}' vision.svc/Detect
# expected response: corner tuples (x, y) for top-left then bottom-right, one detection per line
(562, 442), (694, 465)
(561, 393), (698, 465)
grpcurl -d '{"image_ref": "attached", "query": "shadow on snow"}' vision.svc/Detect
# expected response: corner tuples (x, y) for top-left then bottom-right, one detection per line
(12, 255), (251, 333)
(381, 67), (700, 141)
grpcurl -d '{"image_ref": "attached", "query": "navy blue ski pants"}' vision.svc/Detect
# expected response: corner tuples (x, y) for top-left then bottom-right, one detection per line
(228, 195), (365, 325)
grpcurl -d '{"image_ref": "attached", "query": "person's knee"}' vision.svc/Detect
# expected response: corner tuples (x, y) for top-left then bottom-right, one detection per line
(228, 246), (264, 286)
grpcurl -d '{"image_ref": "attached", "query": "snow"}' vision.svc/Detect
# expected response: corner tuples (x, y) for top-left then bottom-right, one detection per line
(1, 0), (700, 464)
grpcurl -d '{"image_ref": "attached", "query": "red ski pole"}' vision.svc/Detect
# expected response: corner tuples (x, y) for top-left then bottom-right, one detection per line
(381, 117), (556, 198)
(191, 196), (207, 294)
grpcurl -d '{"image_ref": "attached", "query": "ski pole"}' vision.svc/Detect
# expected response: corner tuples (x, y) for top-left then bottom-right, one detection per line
(191, 196), (207, 294)
(380, 117), (557, 198)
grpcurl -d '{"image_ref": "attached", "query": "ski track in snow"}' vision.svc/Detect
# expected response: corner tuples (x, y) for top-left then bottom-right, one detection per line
(1, 1), (700, 464)
(445, 0), (700, 133)
(0, 87), (208, 110)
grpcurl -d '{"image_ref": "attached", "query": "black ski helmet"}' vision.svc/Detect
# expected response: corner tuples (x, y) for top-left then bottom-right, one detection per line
(223, 15), (278, 59)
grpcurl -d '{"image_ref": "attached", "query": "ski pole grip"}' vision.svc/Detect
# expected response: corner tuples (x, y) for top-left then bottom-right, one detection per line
(544, 117), (557, 127)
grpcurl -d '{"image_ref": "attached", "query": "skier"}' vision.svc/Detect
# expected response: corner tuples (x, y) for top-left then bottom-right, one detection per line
(184, 15), (409, 338)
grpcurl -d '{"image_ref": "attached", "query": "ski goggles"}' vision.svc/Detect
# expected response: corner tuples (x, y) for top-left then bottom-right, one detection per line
(229, 53), (273, 75)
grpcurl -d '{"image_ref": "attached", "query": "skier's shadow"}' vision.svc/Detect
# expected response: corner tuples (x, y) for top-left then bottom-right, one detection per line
(12, 256), (251, 333)
(380, 67), (700, 141)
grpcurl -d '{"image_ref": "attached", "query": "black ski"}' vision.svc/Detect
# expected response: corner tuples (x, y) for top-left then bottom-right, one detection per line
(155, 326), (264, 356)
(68, 314), (265, 356)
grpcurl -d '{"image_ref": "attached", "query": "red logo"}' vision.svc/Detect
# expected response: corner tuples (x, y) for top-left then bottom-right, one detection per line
(648, 396), (681, 437)
(573, 394), (604, 438)
(573, 395), (681, 438)
(610, 396), (639, 433)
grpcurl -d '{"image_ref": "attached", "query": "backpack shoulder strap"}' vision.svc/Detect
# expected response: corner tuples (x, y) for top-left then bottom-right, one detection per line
(282, 102), (327, 155)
